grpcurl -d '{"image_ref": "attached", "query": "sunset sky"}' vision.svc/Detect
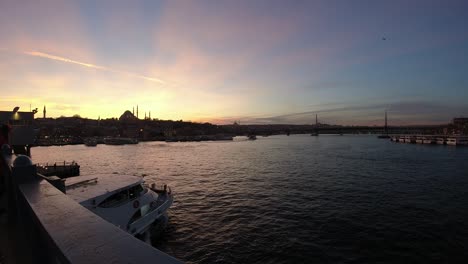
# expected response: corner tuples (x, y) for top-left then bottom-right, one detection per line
(1, 0), (467, 125)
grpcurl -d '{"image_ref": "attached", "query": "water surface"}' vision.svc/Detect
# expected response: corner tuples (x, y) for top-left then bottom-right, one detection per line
(32, 135), (468, 263)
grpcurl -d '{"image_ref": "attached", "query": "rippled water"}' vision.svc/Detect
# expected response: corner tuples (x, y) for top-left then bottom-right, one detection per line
(31, 135), (468, 263)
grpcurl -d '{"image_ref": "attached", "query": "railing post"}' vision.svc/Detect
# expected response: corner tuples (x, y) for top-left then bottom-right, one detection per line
(10, 155), (50, 263)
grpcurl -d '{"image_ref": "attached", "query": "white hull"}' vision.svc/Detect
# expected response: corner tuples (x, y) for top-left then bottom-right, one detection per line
(66, 175), (173, 237)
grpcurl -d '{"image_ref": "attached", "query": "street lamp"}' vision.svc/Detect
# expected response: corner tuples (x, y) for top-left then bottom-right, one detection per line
(12, 106), (20, 120)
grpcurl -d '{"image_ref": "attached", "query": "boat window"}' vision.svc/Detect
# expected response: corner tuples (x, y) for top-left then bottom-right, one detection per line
(98, 190), (129, 208)
(129, 185), (144, 200)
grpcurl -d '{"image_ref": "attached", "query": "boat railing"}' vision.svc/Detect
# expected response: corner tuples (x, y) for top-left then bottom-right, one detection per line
(128, 196), (173, 235)
(148, 183), (172, 195)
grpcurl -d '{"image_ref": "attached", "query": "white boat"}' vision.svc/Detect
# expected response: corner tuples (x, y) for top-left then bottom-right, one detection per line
(422, 136), (436, 144)
(65, 174), (173, 238)
(436, 137), (446, 145)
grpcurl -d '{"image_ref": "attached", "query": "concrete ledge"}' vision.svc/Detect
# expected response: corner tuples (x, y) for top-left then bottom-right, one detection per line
(19, 179), (182, 264)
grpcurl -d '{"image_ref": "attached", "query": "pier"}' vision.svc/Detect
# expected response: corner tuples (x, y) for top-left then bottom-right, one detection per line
(389, 135), (468, 146)
(0, 153), (182, 263)
(36, 161), (80, 178)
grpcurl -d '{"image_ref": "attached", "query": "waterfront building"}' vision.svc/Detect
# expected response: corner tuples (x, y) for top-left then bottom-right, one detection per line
(453, 118), (468, 134)
(0, 109), (35, 155)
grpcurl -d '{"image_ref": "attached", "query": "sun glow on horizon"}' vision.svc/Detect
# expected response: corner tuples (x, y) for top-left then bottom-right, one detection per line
(1, 1), (467, 125)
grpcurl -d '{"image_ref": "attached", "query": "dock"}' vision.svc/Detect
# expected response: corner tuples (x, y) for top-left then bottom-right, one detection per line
(36, 161), (80, 178)
(390, 135), (468, 146)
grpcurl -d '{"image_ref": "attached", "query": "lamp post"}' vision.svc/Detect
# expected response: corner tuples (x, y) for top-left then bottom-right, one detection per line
(12, 106), (20, 121)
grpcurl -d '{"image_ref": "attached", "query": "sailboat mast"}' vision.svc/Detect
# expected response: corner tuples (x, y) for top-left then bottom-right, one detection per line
(385, 111), (388, 134)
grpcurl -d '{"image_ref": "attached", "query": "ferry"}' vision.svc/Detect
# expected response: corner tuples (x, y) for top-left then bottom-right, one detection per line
(65, 174), (173, 239)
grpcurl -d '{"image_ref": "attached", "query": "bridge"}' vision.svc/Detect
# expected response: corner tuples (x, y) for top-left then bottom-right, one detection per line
(0, 152), (182, 264)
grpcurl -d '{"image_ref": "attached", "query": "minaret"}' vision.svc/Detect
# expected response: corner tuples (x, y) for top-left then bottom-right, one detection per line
(149, 111), (151, 120)
(133, 106), (135, 116)
(315, 114), (318, 126)
(145, 112), (147, 119)
(43, 105), (46, 119)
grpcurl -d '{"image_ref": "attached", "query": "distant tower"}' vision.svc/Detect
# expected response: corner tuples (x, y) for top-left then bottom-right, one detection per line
(137, 105), (139, 119)
(315, 114), (318, 126)
(133, 106), (135, 116)
(385, 110), (388, 134)
(145, 112), (147, 119)
(43, 105), (46, 119)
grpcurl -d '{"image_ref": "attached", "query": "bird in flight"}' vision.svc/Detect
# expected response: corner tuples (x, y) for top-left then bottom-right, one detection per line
(382, 37), (387, 40)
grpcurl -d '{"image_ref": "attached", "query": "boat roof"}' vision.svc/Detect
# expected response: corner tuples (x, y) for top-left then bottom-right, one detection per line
(65, 174), (143, 203)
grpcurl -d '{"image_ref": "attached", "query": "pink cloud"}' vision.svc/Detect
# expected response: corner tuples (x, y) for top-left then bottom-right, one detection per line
(147, 0), (310, 91)
(0, 0), (94, 61)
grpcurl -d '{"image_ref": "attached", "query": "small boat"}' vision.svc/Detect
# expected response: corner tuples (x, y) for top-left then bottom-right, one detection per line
(104, 137), (139, 145)
(84, 137), (98, 146)
(415, 136), (424, 144)
(248, 135), (257, 140)
(65, 174), (173, 239)
(310, 132), (319, 136)
(422, 136), (436, 144)
(436, 137), (446, 145)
